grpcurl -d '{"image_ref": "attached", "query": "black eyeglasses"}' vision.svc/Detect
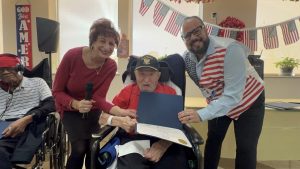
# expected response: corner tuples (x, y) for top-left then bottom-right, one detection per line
(181, 25), (205, 41)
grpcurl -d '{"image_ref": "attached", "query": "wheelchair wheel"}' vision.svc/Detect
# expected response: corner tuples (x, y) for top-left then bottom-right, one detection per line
(51, 121), (68, 169)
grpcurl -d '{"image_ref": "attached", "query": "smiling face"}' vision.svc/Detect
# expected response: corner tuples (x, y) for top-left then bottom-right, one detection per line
(90, 35), (116, 60)
(181, 17), (209, 58)
(134, 68), (161, 92)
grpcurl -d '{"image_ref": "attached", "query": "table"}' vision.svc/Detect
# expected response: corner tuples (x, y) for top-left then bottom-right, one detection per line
(185, 97), (300, 160)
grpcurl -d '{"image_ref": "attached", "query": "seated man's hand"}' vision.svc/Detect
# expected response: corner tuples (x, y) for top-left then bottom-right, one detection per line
(116, 116), (137, 134)
(2, 116), (32, 138)
(143, 140), (172, 162)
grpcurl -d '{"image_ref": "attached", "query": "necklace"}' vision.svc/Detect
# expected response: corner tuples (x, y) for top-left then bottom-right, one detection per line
(95, 63), (104, 75)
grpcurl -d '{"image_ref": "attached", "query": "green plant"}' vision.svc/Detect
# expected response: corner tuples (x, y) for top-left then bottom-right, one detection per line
(275, 57), (300, 69)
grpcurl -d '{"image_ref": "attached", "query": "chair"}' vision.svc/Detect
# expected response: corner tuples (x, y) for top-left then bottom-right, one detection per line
(11, 58), (68, 169)
(90, 54), (204, 169)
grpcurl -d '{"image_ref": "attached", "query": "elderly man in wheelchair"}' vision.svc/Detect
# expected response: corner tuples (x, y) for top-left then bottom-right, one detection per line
(0, 53), (55, 169)
(96, 54), (202, 169)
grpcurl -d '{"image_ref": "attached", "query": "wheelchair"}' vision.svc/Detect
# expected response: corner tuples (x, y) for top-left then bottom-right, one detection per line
(11, 58), (68, 169)
(90, 54), (205, 169)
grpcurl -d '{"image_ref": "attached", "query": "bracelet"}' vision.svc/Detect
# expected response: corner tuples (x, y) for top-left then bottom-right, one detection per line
(106, 115), (113, 125)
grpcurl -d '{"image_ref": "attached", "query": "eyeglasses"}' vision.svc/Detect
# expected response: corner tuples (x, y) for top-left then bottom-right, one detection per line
(181, 25), (205, 41)
(0, 67), (17, 74)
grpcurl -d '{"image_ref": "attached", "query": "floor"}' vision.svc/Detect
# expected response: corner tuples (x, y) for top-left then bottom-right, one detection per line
(218, 158), (300, 169)
(21, 157), (300, 169)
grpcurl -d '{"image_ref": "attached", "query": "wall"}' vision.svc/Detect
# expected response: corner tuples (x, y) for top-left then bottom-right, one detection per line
(0, 0), (57, 68)
(256, 0), (300, 75)
(203, 0), (257, 27)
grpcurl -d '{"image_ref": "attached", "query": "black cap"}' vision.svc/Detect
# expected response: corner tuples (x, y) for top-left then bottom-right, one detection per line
(135, 55), (160, 71)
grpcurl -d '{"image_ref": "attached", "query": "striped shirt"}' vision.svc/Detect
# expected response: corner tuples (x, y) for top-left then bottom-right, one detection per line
(0, 77), (52, 120)
(183, 36), (264, 121)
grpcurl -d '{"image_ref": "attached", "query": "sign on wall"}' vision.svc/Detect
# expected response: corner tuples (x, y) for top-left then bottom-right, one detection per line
(15, 4), (32, 69)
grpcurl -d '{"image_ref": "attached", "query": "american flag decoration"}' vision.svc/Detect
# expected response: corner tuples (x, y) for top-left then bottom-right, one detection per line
(243, 30), (257, 51)
(210, 26), (219, 36)
(262, 26), (279, 49)
(139, 0), (154, 16)
(205, 24), (213, 35)
(218, 29), (231, 38)
(229, 31), (237, 39)
(280, 20), (299, 45)
(164, 11), (186, 36)
(153, 1), (170, 26)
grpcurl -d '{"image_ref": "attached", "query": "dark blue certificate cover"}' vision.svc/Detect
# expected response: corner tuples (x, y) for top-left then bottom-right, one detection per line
(137, 92), (184, 129)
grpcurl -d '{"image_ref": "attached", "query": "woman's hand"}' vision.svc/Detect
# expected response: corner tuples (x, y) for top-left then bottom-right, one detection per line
(178, 109), (202, 123)
(144, 140), (172, 162)
(114, 116), (137, 133)
(72, 99), (95, 113)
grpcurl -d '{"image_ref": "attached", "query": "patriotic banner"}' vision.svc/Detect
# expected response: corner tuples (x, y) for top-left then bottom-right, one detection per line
(153, 1), (170, 26)
(243, 30), (257, 51)
(138, 0), (300, 50)
(164, 11), (185, 36)
(139, 0), (154, 16)
(205, 24), (213, 35)
(280, 20), (299, 45)
(262, 26), (279, 49)
(210, 26), (219, 36)
(16, 4), (32, 69)
(218, 29), (230, 38)
(229, 31), (237, 39)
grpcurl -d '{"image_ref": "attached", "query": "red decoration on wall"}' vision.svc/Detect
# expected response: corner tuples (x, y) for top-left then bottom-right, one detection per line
(218, 16), (245, 29)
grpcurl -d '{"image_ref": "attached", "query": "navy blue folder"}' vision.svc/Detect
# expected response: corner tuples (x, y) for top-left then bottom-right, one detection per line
(137, 92), (184, 129)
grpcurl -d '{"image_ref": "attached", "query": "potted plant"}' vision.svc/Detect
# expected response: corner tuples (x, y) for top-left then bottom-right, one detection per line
(275, 57), (300, 76)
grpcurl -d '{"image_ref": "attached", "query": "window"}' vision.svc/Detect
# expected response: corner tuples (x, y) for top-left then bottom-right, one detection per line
(58, 0), (118, 60)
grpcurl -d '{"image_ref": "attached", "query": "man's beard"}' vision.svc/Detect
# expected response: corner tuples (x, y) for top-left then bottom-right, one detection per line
(189, 38), (209, 56)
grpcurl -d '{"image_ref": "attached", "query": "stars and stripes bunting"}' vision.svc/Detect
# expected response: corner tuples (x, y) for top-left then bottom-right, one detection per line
(243, 30), (257, 51)
(205, 24), (213, 35)
(229, 31), (237, 39)
(262, 26), (279, 49)
(210, 26), (219, 36)
(153, 1), (170, 26)
(164, 11), (185, 36)
(280, 20), (299, 45)
(139, 0), (154, 16)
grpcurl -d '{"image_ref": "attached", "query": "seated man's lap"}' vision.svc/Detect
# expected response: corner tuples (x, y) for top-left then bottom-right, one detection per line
(117, 143), (188, 169)
(0, 137), (20, 168)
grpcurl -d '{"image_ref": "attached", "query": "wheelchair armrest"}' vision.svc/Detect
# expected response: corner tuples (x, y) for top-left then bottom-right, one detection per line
(91, 125), (117, 169)
(183, 123), (204, 169)
(183, 123), (204, 145)
(92, 125), (116, 139)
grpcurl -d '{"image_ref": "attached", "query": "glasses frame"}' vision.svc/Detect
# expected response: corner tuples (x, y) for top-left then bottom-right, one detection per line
(181, 25), (205, 41)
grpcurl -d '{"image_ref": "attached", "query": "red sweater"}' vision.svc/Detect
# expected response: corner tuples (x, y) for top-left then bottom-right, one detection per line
(112, 83), (176, 110)
(52, 47), (117, 115)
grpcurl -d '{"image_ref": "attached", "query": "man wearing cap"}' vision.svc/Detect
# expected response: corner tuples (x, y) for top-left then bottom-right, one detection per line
(99, 55), (188, 169)
(0, 53), (55, 169)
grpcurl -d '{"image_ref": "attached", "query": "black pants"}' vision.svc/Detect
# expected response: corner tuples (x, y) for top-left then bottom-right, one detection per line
(0, 137), (20, 169)
(62, 111), (100, 169)
(204, 92), (265, 169)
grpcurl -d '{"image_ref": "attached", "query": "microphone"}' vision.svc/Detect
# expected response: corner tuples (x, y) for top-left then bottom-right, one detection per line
(82, 82), (93, 119)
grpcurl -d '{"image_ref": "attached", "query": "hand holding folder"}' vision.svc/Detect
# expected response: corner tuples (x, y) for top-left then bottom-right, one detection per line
(136, 92), (192, 147)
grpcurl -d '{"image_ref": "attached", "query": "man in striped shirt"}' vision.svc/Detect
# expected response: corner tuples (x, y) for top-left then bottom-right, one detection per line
(178, 16), (265, 169)
(0, 53), (55, 169)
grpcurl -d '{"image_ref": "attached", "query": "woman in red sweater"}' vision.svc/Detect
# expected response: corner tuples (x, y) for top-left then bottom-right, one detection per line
(52, 18), (135, 169)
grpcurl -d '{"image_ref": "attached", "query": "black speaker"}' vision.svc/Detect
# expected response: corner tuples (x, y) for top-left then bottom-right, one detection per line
(36, 17), (59, 53)
(248, 55), (264, 79)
